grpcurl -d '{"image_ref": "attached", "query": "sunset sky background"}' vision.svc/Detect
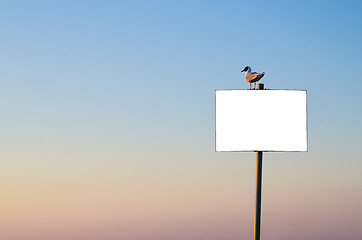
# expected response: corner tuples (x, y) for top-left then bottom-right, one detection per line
(1, 1), (362, 240)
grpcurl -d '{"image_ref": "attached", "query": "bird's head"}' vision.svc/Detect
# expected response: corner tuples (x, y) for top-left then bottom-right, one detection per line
(241, 66), (249, 72)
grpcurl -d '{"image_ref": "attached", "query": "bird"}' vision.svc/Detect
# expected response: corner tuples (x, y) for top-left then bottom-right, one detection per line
(241, 66), (265, 90)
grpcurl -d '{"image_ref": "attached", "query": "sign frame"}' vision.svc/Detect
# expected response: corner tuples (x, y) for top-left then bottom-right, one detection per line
(215, 89), (308, 152)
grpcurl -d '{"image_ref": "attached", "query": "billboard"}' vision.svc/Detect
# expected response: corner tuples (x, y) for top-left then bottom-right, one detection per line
(215, 90), (307, 152)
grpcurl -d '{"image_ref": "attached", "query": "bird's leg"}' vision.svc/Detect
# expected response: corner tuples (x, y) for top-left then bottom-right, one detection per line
(250, 83), (251, 90)
(254, 82), (256, 90)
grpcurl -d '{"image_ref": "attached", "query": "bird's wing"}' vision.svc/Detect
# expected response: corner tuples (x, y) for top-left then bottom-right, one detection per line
(252, 72), (264, 78)
(248, 72), (264, 82)
(250, 73), (261, 79)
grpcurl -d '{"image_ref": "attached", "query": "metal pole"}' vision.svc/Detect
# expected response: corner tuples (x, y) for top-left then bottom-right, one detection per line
(254, 83), (264, 240)
(254, 151), (263, 240)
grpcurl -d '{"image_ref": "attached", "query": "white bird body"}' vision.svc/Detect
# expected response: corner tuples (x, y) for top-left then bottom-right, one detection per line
(241, 66), (265, 89)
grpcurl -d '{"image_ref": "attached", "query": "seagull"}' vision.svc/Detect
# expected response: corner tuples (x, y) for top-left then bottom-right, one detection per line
(241, 66), (265, 90)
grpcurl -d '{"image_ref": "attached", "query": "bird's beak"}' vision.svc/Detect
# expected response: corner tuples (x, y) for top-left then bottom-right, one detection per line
(241, 70), (245, 72)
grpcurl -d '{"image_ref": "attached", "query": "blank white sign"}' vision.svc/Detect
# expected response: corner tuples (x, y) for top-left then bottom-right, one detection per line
(215, 90), (307, 152)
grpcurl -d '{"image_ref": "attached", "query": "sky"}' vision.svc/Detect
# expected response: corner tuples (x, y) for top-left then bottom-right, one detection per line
(1, 1), (362, 240)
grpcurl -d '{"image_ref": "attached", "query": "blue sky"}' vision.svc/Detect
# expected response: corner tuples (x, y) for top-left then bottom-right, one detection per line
(1, 1), (362, 240)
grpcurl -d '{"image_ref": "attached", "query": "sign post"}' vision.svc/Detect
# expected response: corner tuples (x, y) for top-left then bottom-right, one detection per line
(254, 83), (264, 240)
(215, 84), (307, 240)
(254, 151), (263, 240)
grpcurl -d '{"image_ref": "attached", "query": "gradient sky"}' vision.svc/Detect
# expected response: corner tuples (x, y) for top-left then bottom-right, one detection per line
(1, 1), (362, 240)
